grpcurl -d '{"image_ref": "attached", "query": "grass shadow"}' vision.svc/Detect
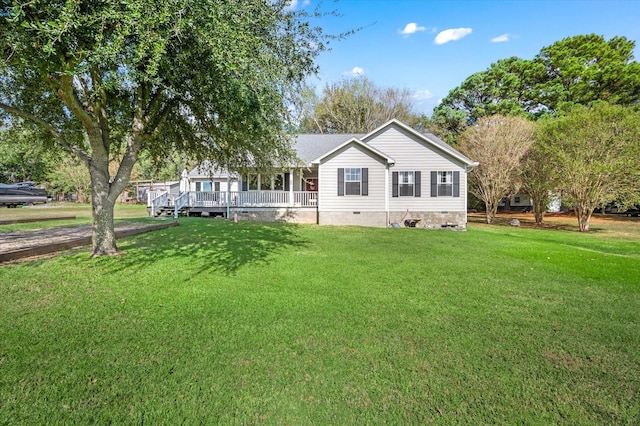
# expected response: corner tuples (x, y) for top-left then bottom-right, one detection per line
(104, 218), (309, 276)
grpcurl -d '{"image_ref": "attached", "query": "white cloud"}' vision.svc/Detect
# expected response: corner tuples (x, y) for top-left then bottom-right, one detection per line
(284, 0), (310, 11)
(434, 28), (472, 45)
(491, 34), (511, 43)
(399, 22), (426, 35)
(344, 66), (365, 76)
(412, 89), (434, 101)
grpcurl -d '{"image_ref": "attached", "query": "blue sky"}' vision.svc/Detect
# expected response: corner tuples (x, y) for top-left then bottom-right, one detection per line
(293, 0), (640, 115)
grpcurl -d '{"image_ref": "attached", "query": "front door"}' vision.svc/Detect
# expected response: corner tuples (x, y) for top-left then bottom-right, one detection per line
(305, 178), (318, 192)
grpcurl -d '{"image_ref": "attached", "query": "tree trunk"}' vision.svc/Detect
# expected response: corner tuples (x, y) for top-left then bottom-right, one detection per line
(533, 208), (545, 225)
(503, 195), (511, 212)
(531, 195), (547, 225)
(91, 192), (118, 256)
(89, 161), (119, 257)
(576, 204), (592, 232)
(485, 199), (497, 224)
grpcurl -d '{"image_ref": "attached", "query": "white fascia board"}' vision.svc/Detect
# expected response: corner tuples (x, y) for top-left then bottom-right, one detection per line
(310, 137), (395, 165)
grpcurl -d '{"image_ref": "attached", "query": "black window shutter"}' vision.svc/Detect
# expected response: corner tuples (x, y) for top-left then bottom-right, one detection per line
(430, 171), (437, 197)
(337, 168), (344, 196)
(392, 172), (398, 197)
(284, 173), (290, 191)
(242, 177), (248, 192)
(361, 168), (368, 196)
(415, 171), (421, 197)
(453, 171), (460, 197)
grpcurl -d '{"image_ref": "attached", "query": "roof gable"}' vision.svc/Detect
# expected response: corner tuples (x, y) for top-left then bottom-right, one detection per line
(362, 119), (478, 167)
(310, 137), (395, 165)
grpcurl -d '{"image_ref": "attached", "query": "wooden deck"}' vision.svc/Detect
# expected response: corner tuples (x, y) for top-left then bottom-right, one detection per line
(149, 190), (318, 218)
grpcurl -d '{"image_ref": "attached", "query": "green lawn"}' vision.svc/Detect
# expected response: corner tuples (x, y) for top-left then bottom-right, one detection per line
(1, 217), (639, 424)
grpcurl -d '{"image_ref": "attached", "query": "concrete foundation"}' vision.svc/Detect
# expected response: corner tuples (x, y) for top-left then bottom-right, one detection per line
(388, 211), (467, 230)
(230, 208), (467, 230)
(319, 211), (388, 227)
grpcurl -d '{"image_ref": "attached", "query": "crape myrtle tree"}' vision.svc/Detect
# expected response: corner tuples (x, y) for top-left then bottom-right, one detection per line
(536, 103), (640, 232)
(457, 115), (535, 224)
(0, 0), (335, 256)
(519, 140), (557, 225)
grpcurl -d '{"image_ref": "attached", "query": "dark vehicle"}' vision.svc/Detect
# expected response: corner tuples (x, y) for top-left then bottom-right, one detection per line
(621, 206), (640, 217)
(0, 182), (49, 208)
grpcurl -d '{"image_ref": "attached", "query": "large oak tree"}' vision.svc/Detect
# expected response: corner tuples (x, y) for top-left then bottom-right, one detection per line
(433, 34), (640, 139)
(0, 0), (331, 256)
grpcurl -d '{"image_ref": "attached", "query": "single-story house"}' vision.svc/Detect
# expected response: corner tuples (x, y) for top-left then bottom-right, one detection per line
(150, 119), (479, 228)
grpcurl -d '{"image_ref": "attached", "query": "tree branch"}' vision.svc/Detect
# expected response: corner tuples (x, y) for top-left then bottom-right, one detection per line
(0, 101), (90, 163)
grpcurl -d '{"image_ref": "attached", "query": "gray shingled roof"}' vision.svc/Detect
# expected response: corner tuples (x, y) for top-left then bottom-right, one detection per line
(422, 131), (476, 166)
(188, 121), (476, 173)
(292, 134), (365, 164)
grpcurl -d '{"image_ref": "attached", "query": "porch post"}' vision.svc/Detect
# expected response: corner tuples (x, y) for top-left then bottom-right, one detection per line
(289, 169), (294, 207)
(227, 174), (231, 219)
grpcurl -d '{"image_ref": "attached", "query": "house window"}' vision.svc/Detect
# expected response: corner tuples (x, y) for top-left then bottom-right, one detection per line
(338, 168), (368, 196)
(399, 171), (414, 196)
(273, 174), (285, 191)
(247, 174), (258, 190)
(195, 182), (201, 192)
(214, 182), (221, 192)
(203, 181), (212, 192)
(345, 168), (361, 195)
(260, 176), (271, 190)
(437, 171), (453, 196)
(430, 171), (459, 198)
(392, 171), (421, 198)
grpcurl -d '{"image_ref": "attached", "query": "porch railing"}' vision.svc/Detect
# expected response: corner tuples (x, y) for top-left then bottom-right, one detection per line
(149, 191), (169, 216)
(173, 192), (190, 217)
(148, 190), (318, 212)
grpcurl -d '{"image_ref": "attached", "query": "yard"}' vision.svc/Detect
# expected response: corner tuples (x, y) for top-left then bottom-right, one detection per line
(1, 207), (639, 424)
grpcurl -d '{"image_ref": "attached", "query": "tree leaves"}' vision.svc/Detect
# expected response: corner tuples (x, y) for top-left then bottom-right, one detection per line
(536, 103), (640, 231)
(433, 34), (640, 140)
(0, 0), (333, 255)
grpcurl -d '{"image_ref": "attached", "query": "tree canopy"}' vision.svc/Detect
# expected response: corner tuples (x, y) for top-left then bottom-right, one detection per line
(536, 102), (640, 232)
(0, 0), (332, 256)
(298, 77), (421, 133)
(433, 34), (640, 140)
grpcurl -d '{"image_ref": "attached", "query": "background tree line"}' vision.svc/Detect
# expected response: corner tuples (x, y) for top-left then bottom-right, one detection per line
(2, 28), (639, 238)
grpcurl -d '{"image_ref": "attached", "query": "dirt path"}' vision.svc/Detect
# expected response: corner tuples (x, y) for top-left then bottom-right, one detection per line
(0, 221), (178, 263)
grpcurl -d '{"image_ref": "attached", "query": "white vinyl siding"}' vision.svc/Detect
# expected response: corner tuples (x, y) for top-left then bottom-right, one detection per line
(364, 125), (467, 212)
(319, 144), (386, 212)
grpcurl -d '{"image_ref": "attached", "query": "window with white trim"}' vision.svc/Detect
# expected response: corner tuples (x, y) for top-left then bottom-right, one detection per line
(247, 174), (259, 190)
(437, 171), (453, 196)
(345, 168), (361, 196)
(273, 174), (285, 191)
(399, 171), (414, 196)
(244, 173), (286, 191)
